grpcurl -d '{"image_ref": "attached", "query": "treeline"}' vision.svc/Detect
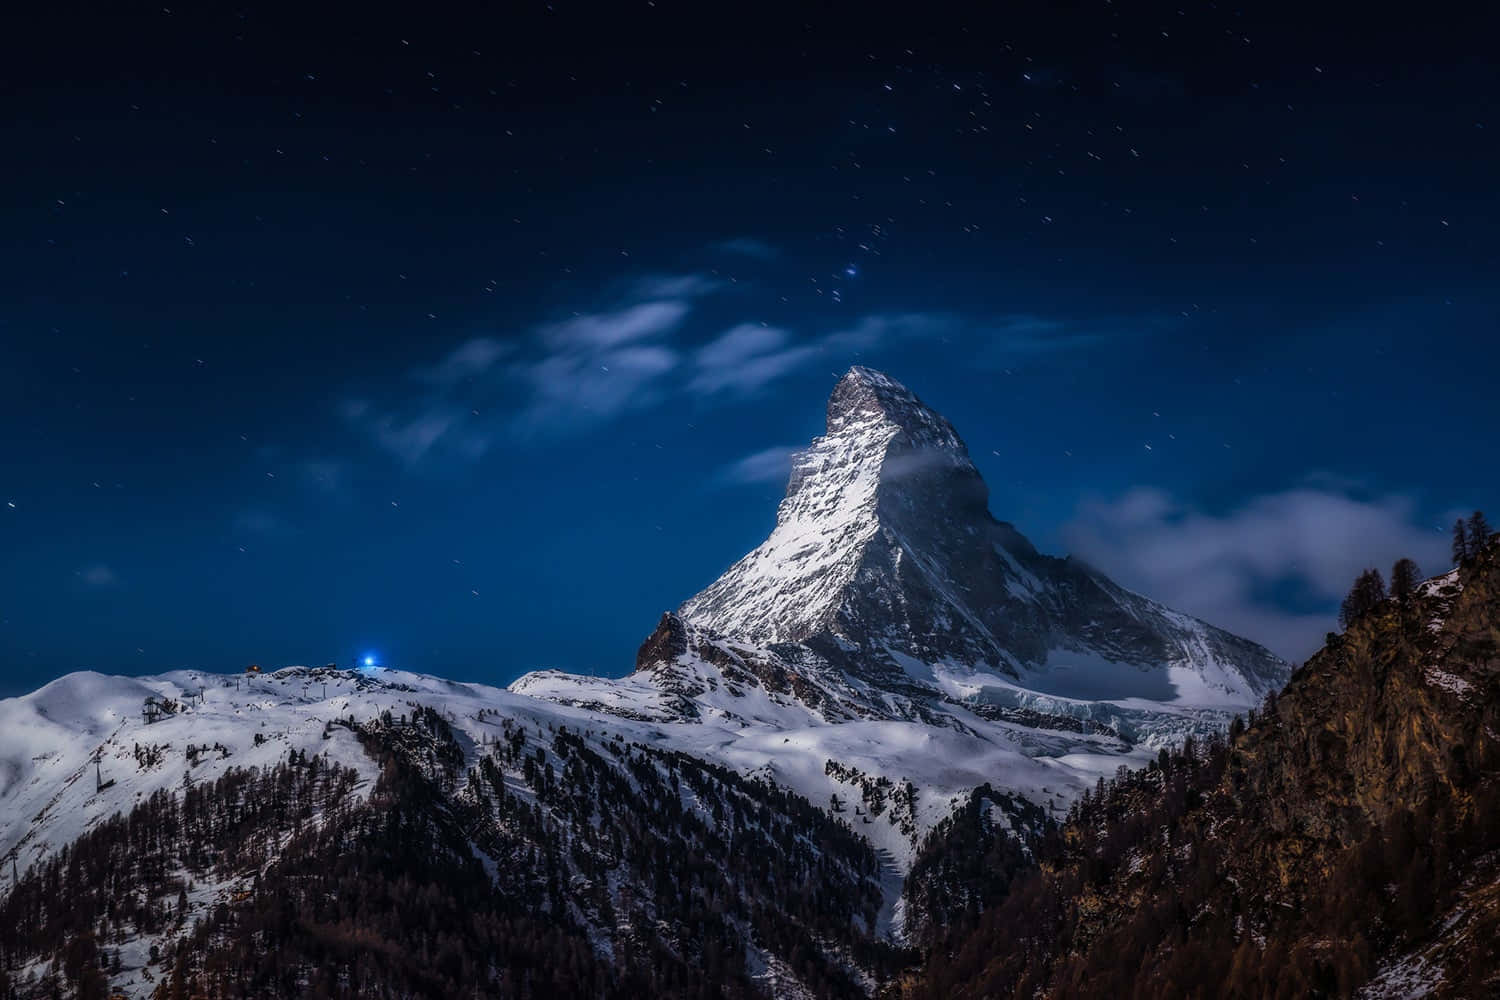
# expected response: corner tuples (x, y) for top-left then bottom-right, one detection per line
(1337, 508), (1491, 629)
(1452, 509), (1493, 565)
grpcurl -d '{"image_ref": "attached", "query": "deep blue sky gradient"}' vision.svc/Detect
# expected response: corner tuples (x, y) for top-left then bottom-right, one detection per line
(2, 3), (1496, 695)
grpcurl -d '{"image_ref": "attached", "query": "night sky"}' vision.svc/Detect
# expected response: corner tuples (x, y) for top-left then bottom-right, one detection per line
(3, 3), (1496, 697)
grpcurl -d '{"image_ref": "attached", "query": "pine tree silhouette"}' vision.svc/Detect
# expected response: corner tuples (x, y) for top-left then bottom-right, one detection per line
(1390, 558), (1421, 606)
(1469, 510), (1493, 551)
(1452, 519), (1470, 565)
(1339, 568), (1388, 629)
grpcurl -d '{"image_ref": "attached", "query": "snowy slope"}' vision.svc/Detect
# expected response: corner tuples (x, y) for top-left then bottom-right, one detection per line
(0, 664), (678, 878)
(0, 662), (914, 997)
(516, 614), (1158, 863)
(678, 368), (919, 645)
(1, 658), (1135, 908)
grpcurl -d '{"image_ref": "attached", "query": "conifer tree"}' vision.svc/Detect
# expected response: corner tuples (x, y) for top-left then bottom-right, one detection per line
(1339, 568), (1387, 629)
(1452, 519), (1470, 565)
(1339, 582), (1359, 630)
(1390, 558), (1421, 606)
(1469, 510), (1493, 551)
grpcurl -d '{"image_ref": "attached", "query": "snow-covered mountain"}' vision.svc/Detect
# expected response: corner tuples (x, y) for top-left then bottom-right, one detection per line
(0, 665), (907, 997)
(518, 368), (1287, 744)
(0, 367), (1294, 998)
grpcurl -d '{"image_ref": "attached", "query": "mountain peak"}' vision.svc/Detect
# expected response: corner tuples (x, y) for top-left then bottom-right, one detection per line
(829, 365), (914, 415)
(677, 368), (1288, 707)
(826, 366), (966, 448)
(680, 368), (978, 647)
(782, 366), (975, 515)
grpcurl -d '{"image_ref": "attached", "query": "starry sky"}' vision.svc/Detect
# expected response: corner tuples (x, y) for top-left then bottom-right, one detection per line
(2, 2), (1497, 697)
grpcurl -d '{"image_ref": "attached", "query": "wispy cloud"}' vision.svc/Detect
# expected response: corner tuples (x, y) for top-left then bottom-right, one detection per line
(971, 313), (1146, 369)
(365, 407), (465, 465)
(349, 293), (695, 461)
(538, 300), (690, 352)
(419, 337), (511, 385)
(717, 445), (800, 486)
(508, 299), (691, 433)
(514, 342), (681, 432)
(688, 313), (951, 398)
(1063, 485), (1453, 660)
(631, 273), (724, 299)
(690, 324), (816, 395)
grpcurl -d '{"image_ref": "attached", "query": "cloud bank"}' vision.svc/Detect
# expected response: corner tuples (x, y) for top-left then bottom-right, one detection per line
(1063, 486), (1453, 661)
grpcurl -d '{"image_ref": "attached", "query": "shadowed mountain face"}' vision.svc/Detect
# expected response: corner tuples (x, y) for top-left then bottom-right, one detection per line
(676, 367), (1288, 708)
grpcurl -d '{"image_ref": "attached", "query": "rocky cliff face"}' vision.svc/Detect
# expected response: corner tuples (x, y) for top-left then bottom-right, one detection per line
(675, 366), (1288, 714)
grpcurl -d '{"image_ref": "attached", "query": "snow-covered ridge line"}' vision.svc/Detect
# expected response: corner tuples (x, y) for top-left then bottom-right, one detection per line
(3, 655), (1153, 882)
(0, 665), (575, 873)
(1, 663), (907, 997)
